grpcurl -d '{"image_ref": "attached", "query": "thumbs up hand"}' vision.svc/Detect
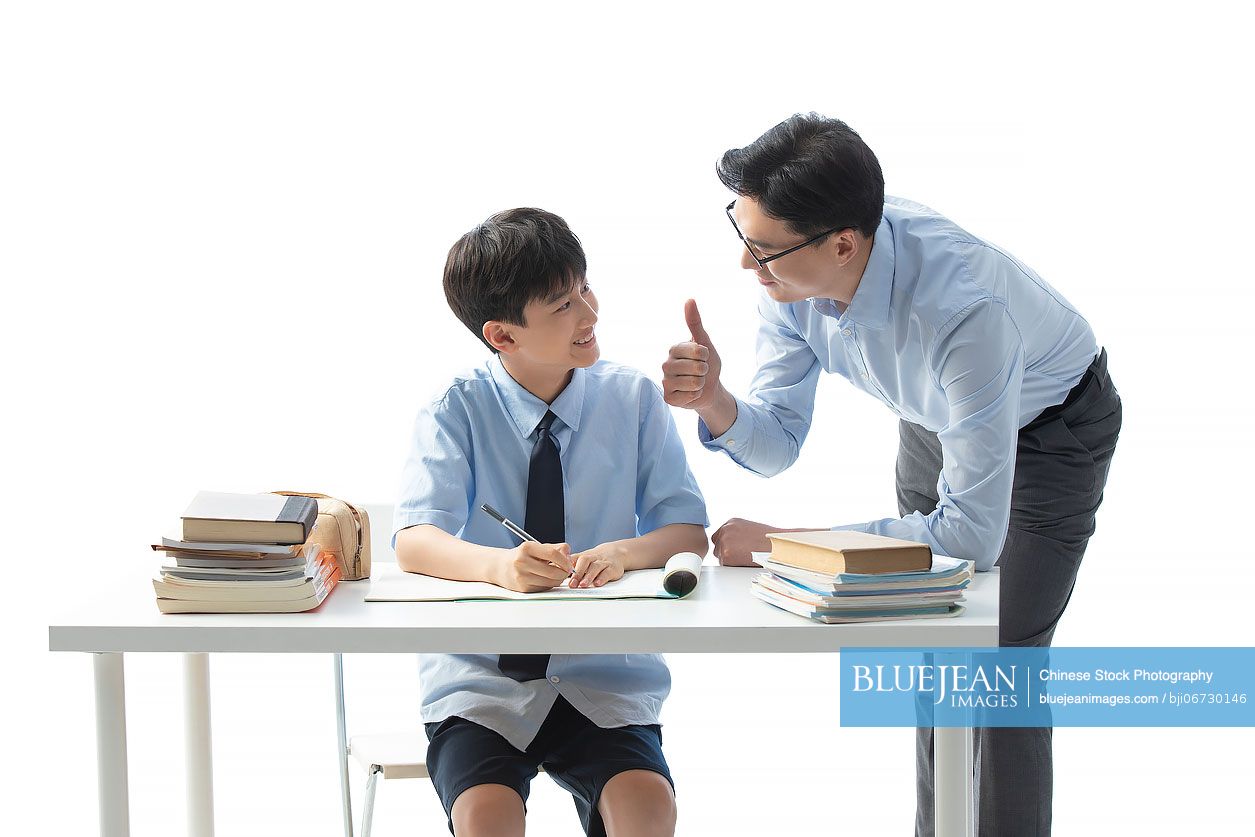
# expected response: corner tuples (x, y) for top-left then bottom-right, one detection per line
(684, 297), (715, 351)
(663, 299), (728, 415)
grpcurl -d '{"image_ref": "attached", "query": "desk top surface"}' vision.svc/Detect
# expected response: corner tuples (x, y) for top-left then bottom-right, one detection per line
(49, 564), (999, 653)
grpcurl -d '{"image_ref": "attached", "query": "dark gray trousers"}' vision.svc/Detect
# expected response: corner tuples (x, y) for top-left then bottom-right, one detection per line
(903, 349), (1122, 837)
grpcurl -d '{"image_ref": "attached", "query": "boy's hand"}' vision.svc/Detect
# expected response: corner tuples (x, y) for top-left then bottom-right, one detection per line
(499, 542), (574, 593)
(569, 543), (627, 588)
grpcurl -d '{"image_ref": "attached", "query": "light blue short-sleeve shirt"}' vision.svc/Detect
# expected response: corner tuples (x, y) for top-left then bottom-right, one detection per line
(394, 355), (708, 750)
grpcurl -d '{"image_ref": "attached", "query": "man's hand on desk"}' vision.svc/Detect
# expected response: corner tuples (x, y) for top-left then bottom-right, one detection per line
(497, 542), (575, 593)
(711, 518), (818, 567)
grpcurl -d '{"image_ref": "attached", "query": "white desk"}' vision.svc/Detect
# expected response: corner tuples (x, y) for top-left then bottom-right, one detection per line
(50, 564), (999, 837)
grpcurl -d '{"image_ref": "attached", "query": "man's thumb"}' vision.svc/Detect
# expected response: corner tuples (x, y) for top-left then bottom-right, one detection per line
(685, 298), (711, 346)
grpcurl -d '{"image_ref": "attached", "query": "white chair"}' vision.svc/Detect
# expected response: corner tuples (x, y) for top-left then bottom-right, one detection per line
(334, 504), (542, 837)
(345, 727), (546, 837)
(346, 725), (431, 837)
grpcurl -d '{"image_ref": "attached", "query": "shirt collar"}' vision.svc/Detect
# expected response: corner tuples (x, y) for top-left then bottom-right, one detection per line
(487, 354), (587, 438)
(810, 213), (894, 329)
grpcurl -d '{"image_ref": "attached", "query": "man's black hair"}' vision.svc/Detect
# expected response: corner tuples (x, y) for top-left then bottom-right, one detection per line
(717, 113), (885, 240)
(443, 207), (587, 353)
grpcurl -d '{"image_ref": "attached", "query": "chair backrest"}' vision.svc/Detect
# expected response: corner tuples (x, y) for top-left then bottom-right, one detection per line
(362, 503), (396, 564)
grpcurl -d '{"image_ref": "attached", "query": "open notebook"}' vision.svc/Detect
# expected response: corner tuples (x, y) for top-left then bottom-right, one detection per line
(366, 552), (703, 602)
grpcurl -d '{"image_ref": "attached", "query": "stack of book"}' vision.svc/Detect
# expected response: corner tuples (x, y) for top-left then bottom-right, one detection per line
(750, 531), (972, 623)
(151, 491), (340, 614)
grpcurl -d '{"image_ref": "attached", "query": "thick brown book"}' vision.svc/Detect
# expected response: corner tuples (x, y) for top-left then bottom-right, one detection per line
(765, 530), (932, 575)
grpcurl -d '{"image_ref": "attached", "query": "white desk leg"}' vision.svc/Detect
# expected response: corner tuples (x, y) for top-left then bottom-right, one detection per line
(93, 652), (131, 837)
(183, 653), (215, 837)
(934, 725), (974, 837)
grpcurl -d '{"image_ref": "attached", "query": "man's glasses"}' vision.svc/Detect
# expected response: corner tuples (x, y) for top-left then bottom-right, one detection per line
(725, 200), (854, 269)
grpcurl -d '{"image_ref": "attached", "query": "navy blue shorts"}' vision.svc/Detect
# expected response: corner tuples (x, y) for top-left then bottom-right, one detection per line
(423, 695), (673, 837)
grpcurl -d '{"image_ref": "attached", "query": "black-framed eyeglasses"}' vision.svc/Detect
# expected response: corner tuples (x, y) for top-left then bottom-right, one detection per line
(725, 200), (854, 269)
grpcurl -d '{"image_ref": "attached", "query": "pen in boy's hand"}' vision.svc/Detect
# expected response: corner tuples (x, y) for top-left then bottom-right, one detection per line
(481, 503), (535, 542)
(480, 504), (574, 577)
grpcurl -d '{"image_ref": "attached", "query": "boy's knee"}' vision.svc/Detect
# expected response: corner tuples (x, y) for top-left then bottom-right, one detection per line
(449, 783), (525, 837)
(599, 769), (677, 836)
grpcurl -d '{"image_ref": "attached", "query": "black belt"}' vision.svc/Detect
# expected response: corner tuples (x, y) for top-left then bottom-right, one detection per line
(1024, 347), (1108, 431)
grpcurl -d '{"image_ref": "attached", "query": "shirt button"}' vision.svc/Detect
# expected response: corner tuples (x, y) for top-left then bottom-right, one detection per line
(549, 675), (560, 684)
(842, 328), (852, 337)
(727, 438), (736, 446)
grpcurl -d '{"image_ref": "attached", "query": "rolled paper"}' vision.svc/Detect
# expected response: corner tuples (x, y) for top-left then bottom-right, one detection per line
(662, 552), (703, 597)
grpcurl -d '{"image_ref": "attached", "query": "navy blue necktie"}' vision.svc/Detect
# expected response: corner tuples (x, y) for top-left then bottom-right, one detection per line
(498, 410), (564, 682)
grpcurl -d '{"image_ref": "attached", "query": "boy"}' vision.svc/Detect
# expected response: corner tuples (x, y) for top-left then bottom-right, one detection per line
(394, 207), (708, 837)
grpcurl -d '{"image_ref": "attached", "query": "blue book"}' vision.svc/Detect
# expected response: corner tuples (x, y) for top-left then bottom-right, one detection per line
(758, 554), (973, 593)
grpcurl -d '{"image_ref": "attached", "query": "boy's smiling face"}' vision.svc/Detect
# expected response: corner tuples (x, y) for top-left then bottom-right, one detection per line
(484, 276), (600, 375)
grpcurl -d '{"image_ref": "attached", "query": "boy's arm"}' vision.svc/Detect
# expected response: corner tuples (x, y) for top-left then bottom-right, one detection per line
(396, 524), (575, 592)
(570, 523), (708, 587)
(394, 392), (571, 592)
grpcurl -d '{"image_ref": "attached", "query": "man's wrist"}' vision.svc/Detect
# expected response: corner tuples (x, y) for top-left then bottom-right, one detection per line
(698, 386), (738, 439)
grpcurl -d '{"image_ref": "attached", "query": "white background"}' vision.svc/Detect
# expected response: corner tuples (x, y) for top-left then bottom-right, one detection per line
(4, 1), (1253, 834)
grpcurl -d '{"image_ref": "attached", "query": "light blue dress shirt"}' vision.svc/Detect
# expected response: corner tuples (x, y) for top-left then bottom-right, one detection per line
(394, 355), (708, 750)
(701, 196), (1097, 572)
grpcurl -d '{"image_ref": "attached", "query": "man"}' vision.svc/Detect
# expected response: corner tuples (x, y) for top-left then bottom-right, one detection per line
(662, 113), (1121, 836)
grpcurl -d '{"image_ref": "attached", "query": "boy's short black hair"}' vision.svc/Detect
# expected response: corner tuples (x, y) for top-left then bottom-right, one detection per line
(716, 113), (885, 239)
(443, 208), (587, 353)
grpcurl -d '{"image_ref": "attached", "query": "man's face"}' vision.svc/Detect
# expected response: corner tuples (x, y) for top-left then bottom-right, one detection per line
(500, 277), (601, 371)
(731, 196), (848, 304)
